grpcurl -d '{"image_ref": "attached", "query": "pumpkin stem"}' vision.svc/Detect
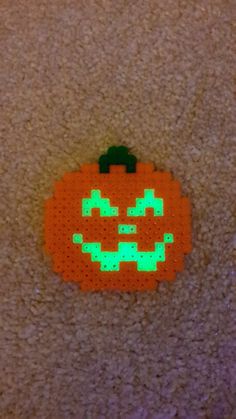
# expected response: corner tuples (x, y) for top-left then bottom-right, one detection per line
(99, 146), (137, 173)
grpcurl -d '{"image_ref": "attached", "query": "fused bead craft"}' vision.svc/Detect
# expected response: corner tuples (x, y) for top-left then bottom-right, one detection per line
(44, 146), (192, 291)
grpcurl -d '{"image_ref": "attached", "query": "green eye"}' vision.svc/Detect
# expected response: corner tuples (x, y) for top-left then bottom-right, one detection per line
(82, 189), (118, 216)
(127, 189), (163, 216)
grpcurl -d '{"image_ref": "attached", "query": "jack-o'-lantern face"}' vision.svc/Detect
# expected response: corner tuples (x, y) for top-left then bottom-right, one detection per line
(44, 147), (192, 291)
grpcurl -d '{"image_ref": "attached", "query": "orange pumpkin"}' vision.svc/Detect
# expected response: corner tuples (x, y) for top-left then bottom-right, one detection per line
(44, 146), (192, 291)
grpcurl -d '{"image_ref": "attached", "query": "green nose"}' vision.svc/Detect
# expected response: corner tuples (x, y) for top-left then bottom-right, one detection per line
(118, 224), (137, 234)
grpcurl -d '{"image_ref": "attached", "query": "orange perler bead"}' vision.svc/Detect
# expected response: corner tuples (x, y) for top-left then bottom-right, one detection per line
(44, 147), (192, 291)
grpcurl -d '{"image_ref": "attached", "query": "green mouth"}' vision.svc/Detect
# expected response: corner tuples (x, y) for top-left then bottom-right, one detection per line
(72, 233), (174, 271)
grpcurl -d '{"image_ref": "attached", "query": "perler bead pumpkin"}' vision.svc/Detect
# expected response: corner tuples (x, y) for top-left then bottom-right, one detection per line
(44, 146), (192, 291)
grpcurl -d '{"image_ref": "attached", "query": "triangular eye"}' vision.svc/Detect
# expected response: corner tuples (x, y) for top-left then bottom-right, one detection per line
(82, 189), (118, 216)
(127, 189), (164, 216)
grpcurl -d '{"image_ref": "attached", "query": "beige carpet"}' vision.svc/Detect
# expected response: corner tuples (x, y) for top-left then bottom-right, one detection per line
(1, 1), (235, 418)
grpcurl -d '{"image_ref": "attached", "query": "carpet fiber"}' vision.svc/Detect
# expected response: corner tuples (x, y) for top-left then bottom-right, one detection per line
(1, 1), (235, 418)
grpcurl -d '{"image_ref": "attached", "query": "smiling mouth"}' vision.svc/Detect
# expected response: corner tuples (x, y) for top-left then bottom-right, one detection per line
(72, 233), (174, 271)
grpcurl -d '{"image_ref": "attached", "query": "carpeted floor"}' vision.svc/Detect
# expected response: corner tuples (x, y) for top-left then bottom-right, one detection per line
(1, 1), (235, 418)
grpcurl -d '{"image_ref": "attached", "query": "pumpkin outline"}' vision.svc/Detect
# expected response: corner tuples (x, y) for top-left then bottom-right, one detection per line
(44, 148), (192, 291)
